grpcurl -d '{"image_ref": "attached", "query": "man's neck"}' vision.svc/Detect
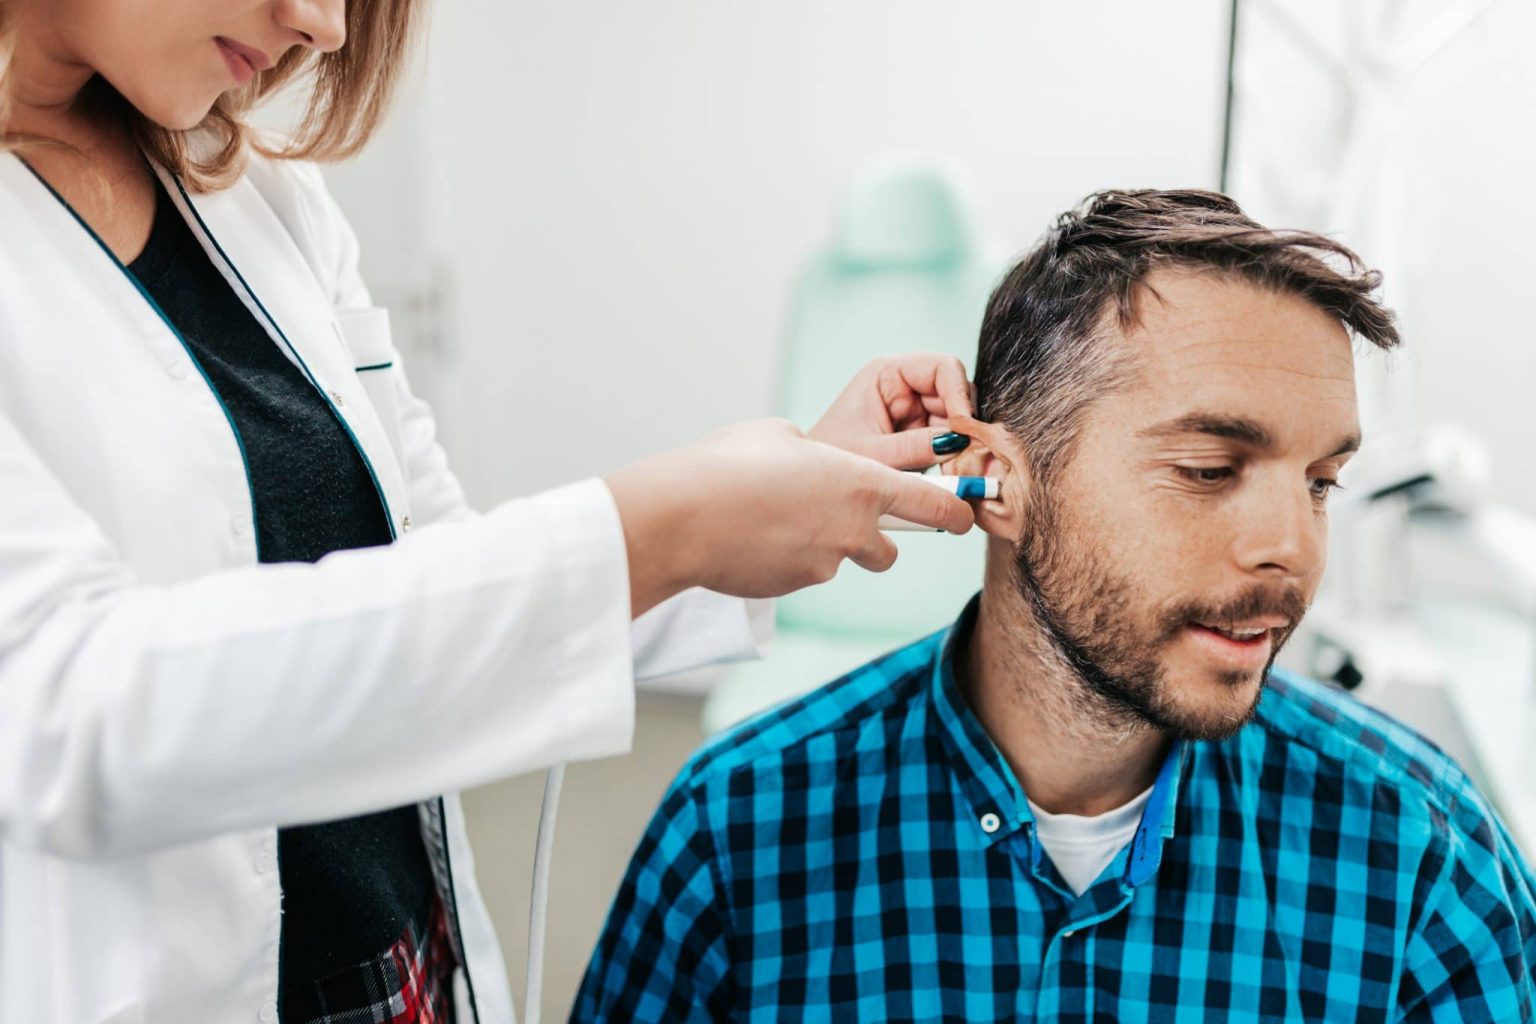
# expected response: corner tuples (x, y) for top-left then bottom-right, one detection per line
(960, 558), (1170, 818)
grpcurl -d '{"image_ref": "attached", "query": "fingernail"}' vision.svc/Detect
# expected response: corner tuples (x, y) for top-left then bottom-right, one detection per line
(931, 432), (970, 456)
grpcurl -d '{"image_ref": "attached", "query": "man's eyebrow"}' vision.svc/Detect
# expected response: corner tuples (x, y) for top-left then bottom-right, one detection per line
(1325, 433), (1362, 459)
(1139, 413), (1362, 459)
(1138, 413), (1274, 447)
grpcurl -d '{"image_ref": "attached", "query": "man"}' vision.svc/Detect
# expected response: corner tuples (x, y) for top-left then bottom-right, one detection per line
(573, 190), (1536, 1022)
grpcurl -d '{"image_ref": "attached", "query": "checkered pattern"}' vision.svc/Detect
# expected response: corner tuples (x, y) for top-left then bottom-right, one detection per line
(285, 897), (457, 1024)
(575, 599), (1536, 1022)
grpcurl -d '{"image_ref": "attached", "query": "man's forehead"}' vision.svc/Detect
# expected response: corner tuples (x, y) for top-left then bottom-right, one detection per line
(1119, 268), (1357, 384)
(1102, 269), (1360, 446)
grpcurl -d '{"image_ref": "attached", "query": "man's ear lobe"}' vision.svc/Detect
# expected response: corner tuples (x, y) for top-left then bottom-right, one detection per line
(946, 415), (1031, 539)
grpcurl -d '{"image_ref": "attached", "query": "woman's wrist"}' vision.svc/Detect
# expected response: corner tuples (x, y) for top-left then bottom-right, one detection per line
(604, 456), (703, 618)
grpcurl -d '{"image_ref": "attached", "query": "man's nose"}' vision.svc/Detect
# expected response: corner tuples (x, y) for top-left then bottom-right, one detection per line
(274, 0), (347, 54)
(1231, 473), (1324, 581)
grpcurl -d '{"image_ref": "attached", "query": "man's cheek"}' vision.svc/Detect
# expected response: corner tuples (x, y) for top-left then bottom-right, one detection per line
(1312, 526), (1330, 585)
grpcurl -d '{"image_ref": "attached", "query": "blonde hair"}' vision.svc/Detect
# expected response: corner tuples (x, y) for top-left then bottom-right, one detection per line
(1, 0), (423, 192)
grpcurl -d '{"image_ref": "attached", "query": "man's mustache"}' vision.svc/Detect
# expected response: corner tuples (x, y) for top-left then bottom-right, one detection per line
(1158, 585), (1311, 641)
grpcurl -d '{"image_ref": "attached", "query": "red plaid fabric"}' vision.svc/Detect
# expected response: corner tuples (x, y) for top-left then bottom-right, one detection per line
(284, 897), (459, 1024)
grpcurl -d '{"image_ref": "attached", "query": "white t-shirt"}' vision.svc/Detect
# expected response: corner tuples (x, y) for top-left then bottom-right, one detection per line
(1027, 784), (1154, 896)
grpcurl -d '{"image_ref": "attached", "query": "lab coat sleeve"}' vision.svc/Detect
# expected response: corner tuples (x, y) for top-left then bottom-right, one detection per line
(0, 402), (637, 861)
(286, 158), (775, 682)
(630, 592), (775, 681)
(389, 354), (775, 680)
(389, 360), (775, 678)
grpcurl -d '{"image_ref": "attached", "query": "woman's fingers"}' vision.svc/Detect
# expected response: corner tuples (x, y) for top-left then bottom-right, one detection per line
(878, 353), (974, 421)
(614, 419), (979, 612)
(848, 530), (899, 573)
(859, 426), (970, 471)
(880, 468), (975, 534)
(809, 353), (975, 460)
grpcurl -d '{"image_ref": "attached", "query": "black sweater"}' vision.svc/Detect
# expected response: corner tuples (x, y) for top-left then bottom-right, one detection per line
(127, 178), (436, 1014)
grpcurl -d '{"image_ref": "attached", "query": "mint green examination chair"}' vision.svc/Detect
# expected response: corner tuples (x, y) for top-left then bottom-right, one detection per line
(702, 157), (1003, 734)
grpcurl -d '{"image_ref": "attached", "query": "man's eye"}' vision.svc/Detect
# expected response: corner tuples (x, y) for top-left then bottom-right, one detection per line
(1310, 477), (1343, 500)
(1176, 466), (1234, 485)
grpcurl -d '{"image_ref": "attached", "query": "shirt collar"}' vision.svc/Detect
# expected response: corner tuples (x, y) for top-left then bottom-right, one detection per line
(928, 594), (1189, 882)
(1126, 738), (1188, 885)
(929, 595), (1028, 848)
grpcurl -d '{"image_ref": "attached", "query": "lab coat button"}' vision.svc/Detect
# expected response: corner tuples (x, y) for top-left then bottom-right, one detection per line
(168, 361), (189, 381)
(258, 1002), (276, 1022)
(401, 515), (413, 533)
(980, 812), (1001, 834)
(254, 852), (274, 873)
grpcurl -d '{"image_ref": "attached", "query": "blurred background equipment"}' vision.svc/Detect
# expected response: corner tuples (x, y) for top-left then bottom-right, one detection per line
(1293, 425), (1536, 855)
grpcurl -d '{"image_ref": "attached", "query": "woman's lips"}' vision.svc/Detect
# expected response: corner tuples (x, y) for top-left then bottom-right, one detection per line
(215, 37), (270, 85)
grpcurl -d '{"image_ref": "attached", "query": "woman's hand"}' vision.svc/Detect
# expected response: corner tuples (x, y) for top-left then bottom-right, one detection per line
(606, 419), (975, 617)
(808, 353), (977, 469)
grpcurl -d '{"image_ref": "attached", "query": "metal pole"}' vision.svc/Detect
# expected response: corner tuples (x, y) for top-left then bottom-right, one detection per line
(1219, 0), (1241, 192)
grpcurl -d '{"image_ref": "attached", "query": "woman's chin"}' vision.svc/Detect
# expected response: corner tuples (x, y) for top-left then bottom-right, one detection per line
(160, 106), (216, 132)
(131, 92), (218, 132)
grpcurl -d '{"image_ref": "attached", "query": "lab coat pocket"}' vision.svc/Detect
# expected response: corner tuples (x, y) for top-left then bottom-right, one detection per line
(335, 307), (405, 473)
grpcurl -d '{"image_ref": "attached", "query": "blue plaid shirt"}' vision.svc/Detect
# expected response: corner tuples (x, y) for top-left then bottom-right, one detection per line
(575, 600), (1536, 1022)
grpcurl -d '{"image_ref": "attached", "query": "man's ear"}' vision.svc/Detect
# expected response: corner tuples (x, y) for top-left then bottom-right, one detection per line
(943, 414), (1031, 540)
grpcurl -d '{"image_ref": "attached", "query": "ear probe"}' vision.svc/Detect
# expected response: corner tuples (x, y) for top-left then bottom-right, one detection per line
(879, 475), (1001, 532)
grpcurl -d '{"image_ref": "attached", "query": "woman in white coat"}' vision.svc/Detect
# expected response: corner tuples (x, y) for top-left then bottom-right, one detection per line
(0, 1), (980, 1021)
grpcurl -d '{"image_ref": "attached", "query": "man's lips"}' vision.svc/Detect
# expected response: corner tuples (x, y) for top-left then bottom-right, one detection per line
(1190, 618), (1290, 641)
(1181, 618), (1290, 671)
(1190, 623), (1269, 643)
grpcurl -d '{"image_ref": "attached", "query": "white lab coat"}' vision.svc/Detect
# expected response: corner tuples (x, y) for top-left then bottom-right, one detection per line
(0, 146), (770, 1023)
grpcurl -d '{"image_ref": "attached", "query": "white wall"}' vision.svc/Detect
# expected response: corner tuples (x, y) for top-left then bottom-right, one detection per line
(1394, 1), (1536, 515)
(368, 0), (1231, 506)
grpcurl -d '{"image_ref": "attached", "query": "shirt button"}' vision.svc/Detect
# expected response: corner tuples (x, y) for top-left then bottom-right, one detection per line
(980, 812), (1001, 834)
(1063, 929), (1077, 938)
(329, 390), (346, 409)
(258, 1002), (276, 1022)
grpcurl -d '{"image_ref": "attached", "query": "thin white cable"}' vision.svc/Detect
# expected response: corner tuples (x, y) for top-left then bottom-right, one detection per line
(523, 762), (566, 1024)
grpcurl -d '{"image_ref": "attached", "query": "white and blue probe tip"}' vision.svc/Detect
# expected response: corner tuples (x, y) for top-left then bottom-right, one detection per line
(925, 474), (1000, 501)
(879, 475), (1001, 532)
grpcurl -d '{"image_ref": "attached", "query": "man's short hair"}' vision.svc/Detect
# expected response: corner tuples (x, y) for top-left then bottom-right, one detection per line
(973, 189), (1401, 483)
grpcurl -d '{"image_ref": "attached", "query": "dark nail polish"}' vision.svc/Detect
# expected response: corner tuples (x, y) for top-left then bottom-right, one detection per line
(931, 432), (970, 456)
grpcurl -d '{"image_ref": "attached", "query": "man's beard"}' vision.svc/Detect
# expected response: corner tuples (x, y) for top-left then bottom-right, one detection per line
(1011, 492), (1309, 741)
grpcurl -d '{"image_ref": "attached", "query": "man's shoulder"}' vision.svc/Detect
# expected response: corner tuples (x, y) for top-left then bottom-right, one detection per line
(1248, 669), (1503, 845)
(676, 630), (945, 797)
